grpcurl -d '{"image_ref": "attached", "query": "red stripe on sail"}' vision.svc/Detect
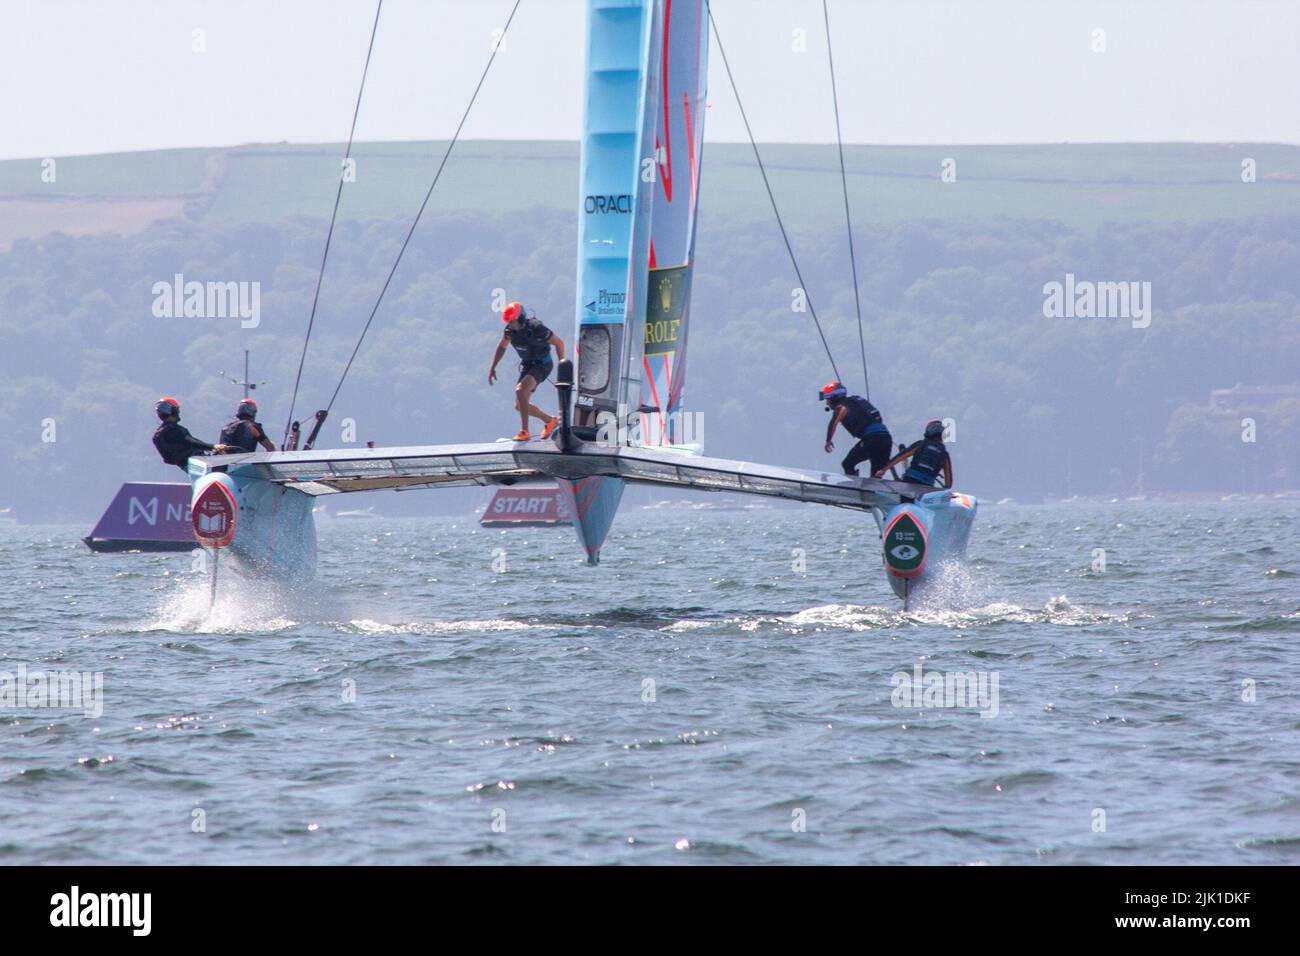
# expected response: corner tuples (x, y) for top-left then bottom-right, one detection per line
(643, 355), (667, 443)
(656, 0), (674, 203)
(685, 94), (697, 213)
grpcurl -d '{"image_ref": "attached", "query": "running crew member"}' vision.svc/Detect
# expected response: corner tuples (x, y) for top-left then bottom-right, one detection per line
(877, 419), (953, 488)
(488, 301), (566, 441)
(151, 397), (227, 472)
(219, 399), (276, 453)
(819, 382), (893, 477)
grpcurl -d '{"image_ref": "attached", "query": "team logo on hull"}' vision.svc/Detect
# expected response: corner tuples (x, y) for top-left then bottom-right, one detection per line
(883, 511), (927, 578)
(192, 479), (237, 549)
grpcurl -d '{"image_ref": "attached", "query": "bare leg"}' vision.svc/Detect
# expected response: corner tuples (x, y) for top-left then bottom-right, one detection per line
(515, 377), (537, 432)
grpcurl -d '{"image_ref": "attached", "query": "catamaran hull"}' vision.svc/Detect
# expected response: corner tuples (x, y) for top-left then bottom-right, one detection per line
(556, 475), (625, 565)
(881, 491), (978, 605)
(190, 465), (317, 582)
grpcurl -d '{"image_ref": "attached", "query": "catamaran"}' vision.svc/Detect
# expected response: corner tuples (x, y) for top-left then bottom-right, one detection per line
(187, 0), (976, 608)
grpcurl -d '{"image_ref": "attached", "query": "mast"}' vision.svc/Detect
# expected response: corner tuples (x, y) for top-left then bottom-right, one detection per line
(219, 349), (264, 400)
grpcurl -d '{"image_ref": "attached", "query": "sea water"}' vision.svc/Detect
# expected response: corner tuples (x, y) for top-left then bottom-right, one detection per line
(0, 501), (1296, 864)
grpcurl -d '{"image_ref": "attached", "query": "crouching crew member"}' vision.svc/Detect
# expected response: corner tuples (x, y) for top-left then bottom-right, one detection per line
(819, 382), (893, 477)
(151, 397), (227, 472)
(878, 419), (953, 488)
(219, 399), (276, 453)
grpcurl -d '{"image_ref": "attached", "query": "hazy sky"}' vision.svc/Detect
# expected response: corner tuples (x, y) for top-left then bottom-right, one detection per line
(3, 0), (1298, 160)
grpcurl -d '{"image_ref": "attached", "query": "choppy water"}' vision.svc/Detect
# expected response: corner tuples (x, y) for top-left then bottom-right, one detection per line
(1, 500), (1298, 865)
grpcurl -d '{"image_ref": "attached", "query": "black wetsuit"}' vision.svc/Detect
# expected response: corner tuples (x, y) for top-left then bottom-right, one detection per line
(837, 396), (892, 477)
(219, 418), (268, 453)
(901, 438), (950, 486)
(152, 421), (215, 473)
(505, 316), (554, 384)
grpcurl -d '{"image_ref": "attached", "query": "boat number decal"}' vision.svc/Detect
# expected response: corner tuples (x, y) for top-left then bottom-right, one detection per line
(883, 512), (927, 577)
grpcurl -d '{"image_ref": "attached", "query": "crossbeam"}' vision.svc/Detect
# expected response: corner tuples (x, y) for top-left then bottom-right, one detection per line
(197, 439), (928, 510)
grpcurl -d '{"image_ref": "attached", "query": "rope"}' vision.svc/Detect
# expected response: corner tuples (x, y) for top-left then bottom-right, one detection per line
(823, 0), (870, 399)
(709, 2), (842, 383)
(282, 0), (384, 446)
(323, 0), (523, 417)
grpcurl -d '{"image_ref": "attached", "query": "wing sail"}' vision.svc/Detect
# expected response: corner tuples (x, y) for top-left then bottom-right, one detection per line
(641, 0), (709, 445)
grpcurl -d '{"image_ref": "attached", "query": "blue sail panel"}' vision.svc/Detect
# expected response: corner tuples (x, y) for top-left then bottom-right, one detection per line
(574, 0), (660, 432)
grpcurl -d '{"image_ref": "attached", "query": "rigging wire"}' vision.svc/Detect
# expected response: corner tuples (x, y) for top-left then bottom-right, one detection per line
(283, 0), (384, 447)
(707, 2), (842, 384)
(822, 0), (870, 400)
(321, 0), (523, 419)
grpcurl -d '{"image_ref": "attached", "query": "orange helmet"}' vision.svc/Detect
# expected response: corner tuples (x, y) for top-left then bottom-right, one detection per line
(156, 396), (180, 419)
(502, 301), (525, 323)
(817, 382), (847, 402)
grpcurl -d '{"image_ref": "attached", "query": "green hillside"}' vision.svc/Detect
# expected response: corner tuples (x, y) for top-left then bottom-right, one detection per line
(3, 139), (1299, 518)
(3, 141), (1299, 241)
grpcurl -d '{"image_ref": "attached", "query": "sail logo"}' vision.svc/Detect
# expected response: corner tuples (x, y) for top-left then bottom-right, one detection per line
(152, 273), (261, 328)
(1042, 273), (1152, 329)
(645, 317), (681, 348)
(645, 266), (687, 356)
(127, 496), (158, 526)
(891, 664), (1000, 718)
(584, 193), (632, 214)
(585, 288), (626, 318)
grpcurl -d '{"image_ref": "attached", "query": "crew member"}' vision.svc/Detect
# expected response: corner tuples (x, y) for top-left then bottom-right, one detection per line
(877, 419), (953, 488)
(219, 398), (276, 453)
(151, 397), (227, 472)
(819, 382), (893, 477)
(488, 301), (565, 441)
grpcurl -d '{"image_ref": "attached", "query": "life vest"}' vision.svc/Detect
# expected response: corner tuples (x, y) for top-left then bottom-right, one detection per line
(903, 439), (947, 485)
(152, 422), (195, 466)
(220, 419), (261, 452)
(840, 396), (885, 439)
(507, 317), (553, 364)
